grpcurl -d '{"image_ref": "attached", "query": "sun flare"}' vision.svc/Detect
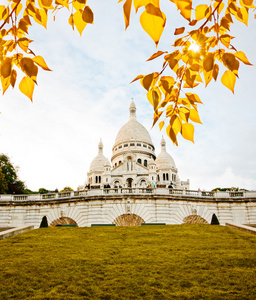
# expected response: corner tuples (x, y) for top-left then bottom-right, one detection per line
(189, 41), (200, 52)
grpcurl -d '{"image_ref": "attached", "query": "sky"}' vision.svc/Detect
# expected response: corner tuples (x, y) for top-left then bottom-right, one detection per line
(1, 1), (256, 192)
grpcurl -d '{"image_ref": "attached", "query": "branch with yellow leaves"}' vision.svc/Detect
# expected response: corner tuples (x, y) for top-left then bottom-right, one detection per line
(124, 0), (254, 145)
(0, 0), (94, 101)
(0, 0), (255, 147)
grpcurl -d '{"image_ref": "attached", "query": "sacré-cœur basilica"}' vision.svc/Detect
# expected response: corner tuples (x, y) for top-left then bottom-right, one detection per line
(85, 100), (190, 191)
(0, 100), (256, 229)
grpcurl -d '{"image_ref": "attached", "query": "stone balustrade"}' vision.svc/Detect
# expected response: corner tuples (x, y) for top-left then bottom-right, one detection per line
(0, 188), (255, 202)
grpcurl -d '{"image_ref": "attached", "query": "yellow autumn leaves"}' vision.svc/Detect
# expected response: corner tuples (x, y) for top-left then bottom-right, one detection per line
(0, 0), (254, 146)
(121, 0), (166, 46)
(120, 0), (254, 145)
(0, 0), (93, 101)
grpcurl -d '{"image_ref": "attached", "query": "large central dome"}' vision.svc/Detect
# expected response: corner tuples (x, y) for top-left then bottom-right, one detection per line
(87, 99), (189, 191)
(113, 100), (153, 147)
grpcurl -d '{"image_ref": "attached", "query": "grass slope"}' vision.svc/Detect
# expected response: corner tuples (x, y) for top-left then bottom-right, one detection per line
(0, 225), (256, 299)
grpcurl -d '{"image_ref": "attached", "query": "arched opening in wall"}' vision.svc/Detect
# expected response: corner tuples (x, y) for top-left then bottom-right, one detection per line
(126, 178), (133, 188)
(139, 179), (147, 187)
(114, 214), (145, 226)
(50, 217), (78, 227)
(183, 215), (208, 224)
(114, 180), (120, 187)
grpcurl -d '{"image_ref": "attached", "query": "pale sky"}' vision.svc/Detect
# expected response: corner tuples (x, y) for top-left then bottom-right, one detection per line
(1, 2), (256, 192)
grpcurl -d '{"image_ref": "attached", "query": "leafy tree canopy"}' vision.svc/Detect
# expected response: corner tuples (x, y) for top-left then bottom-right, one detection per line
(212, 187), (248, 191)
(0, 0), (254, 144)
(38, 188), (49, 194)
(0, 168), (8, 194)
(0, 154), (26, 194)
(60, 187), (74, 192)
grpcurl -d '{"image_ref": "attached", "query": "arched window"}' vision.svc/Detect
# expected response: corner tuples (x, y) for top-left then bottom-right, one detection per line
(119, 160), (121, 165)
(96, 176), (98, 183)
(144, 160), (147, 167)
(138, 158), (141, 164)
(157, 175), (160, 181)
(163, 173), (166, 181)
(114, 180), (120, 187)
(140, 179), (146, 187)
(99, 176), (101, 184)
(166, 173), (169, 181)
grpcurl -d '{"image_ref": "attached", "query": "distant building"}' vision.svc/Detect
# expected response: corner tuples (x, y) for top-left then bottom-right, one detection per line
(86, 100), (189, 190)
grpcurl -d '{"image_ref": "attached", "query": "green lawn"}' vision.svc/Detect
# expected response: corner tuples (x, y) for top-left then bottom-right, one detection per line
(0, 225), (256, 299)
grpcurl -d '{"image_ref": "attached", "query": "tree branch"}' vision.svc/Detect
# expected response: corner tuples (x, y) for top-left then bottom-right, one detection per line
(0, 0), (22, 31)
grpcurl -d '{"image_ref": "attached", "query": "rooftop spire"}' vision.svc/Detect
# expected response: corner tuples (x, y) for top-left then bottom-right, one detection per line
(129, 98), (136, 119)
(98, 138), (103, 154)
(161, 136), (166, 152)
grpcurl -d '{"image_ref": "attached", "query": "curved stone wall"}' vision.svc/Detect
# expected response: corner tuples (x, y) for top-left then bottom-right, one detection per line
(0, 192), (256, 228)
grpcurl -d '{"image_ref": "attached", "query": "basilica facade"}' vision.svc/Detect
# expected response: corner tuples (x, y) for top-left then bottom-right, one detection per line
(86, 100), (189, 190)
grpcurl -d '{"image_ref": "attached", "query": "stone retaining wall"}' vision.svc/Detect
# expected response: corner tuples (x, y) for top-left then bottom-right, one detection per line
(226, 223), (256, 235)
(0, 226), (34, 240)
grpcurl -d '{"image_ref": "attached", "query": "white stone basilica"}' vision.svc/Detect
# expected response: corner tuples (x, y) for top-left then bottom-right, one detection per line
(1, 100), (256, 228)
(86, 100), (189, 190)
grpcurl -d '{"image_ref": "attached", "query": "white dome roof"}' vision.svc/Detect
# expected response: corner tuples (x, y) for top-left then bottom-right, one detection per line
(113, 100), (153, 147)
(155, 137), (176, 169)
(89, 140), (110, 172)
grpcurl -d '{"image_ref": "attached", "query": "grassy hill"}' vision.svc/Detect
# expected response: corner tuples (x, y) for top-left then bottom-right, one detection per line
(0, 224), (256, 299)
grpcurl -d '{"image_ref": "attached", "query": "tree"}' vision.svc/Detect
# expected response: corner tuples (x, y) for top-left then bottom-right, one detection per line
(38, 188), (49, 194)
(0, 0), (254, 144)
(60, 187), (74, 192)
(0, 168), (8, 194)
(39, 216), (48, 228)
(211, 213), (220, 225)
(0, 154), (26, 194)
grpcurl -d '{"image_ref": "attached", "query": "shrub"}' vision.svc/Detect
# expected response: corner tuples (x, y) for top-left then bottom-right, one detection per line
(211, 213), (220, 225)
(39, 216), (48, 228)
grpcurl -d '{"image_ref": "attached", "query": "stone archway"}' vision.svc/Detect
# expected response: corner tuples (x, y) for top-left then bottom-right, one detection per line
(50, 217), (78, 227)
(183, 215), (208, 224)
(114, 214), (145, 226)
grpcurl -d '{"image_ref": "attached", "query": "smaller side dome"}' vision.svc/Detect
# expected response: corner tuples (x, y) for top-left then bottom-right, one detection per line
(155, 137), (176, 170)
(104, 159), (111, 167)
(149, 158), (156, 165)
(89, 139), (109, 172)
